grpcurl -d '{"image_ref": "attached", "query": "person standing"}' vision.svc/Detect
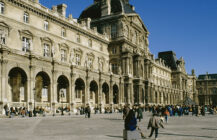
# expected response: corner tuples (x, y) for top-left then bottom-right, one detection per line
(147, 113), (164, 140)
(137, 106), (143, 122)
(87, 106), (91, 118)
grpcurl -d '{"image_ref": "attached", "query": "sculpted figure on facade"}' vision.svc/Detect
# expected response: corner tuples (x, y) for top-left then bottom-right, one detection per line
(70, 49), (75, 65)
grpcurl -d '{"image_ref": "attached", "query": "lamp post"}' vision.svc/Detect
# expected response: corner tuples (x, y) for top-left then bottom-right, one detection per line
(60, 90), (64, 116)
(33, 88), (37, 117)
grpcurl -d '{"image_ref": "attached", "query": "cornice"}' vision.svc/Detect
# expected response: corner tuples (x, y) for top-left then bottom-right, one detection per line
(7, 0), (109, 44)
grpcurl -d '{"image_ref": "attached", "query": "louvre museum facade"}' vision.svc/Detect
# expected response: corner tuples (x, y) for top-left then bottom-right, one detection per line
(0, 0), (198, 114)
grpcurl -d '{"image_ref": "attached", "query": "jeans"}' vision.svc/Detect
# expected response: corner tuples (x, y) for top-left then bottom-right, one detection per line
(149, 127), (159, 138)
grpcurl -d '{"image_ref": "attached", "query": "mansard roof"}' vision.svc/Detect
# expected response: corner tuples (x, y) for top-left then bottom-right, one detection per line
(158, 51), (178, 70)
(198, 74), (217, 80)
(79, 0), (136, 20)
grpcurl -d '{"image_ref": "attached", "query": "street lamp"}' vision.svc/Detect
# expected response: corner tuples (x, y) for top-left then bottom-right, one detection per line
(33, 88), (37, 117)
(60, 90), (65, 116)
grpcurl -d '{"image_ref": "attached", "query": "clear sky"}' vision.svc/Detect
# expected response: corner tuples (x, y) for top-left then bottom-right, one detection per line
(40, 0), (217, 76)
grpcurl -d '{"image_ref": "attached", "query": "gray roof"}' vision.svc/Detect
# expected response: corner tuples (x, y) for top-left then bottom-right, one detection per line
(198, 74), (217, 80)
(158, 51), (179, 70)
(79, 0), (136, 20)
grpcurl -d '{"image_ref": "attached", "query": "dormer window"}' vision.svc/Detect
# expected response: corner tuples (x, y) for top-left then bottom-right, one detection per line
(44, 21), (49, 31)
(61, 28), (66, 37)
(111, 24), (117, 39)
(0, 2), (4, 14)
(23, 12), (29, 23)
(43, 44), (50, 57)
(22, 37), (30, 52)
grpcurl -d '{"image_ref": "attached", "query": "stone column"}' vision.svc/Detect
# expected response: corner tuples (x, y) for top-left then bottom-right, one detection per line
(109, 79), (113, 104)
(85, 76), (90, 105)
(98, 78), (102, 106)
(0, 60), (8, 114)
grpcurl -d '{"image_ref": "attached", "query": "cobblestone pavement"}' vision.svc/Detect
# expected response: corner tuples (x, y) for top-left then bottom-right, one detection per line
(0, 112), (216, 140)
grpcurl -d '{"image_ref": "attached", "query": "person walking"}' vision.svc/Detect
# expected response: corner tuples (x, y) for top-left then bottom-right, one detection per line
(137, 106), (143, 122)
(147, 113), (164, 140)
(164, 109), (170, 123)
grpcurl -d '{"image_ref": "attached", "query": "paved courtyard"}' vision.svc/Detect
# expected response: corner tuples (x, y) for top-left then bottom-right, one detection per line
(0, 112), (217, 140)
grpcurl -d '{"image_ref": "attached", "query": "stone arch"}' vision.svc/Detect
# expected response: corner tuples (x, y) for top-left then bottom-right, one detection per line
(35, 71), (51, 102)
(90, 80), (98, 104)
(75, 78), (85, 104)
(57, 75), (69, 103)
(113, 84), (119, 104)
(8, 67), (28, 102)
(102, 82), (109, 104)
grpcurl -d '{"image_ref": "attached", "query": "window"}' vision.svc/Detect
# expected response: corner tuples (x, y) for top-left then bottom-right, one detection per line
(76, 33), (80, 43)
(60, 49), (67, 62)
(112, 47), (116, 54)
(112, 63), (118, 74)
(0, 2), (4, 14)
(61, 28), (66, 37)
(43, 44), (50, 57)
(88, 39), (92, 47)
(44, 21), (48, 31)
(23, 12), (29, 23)
(75, 54), (81, 65)
(111, 24), (117, 38)
(75, 90), (81, 98)
(22, 37), (30, 52)
(87, 58), (93, 69)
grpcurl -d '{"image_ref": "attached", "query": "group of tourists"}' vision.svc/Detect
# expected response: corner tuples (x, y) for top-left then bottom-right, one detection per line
(77, 105), (91, 118)
(123, 104), (217, 140)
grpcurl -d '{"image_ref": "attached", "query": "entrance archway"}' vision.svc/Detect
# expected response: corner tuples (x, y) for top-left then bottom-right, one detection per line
(90, 81), (98, 104)
(113, 84), (119, 104)
(75, 78), (85, 103)
(102, 82), (109, 104)
(35, 72), (51, 102)
(8, 67), (27, 102)
(57, 75), (69, 103)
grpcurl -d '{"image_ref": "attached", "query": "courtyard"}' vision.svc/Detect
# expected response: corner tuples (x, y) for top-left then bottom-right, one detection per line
(0, 112), (216, 140)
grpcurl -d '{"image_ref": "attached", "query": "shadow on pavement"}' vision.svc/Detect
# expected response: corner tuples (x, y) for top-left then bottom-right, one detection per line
(201, 128), (217, 131)
(159, 132), (217, 139)
(106, 135), (123, 138)
(101, 118), (123, 121)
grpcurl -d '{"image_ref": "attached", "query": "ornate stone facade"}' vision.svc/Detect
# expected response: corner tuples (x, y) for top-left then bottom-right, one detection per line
(197, 73), (217, 106)
(0, 0), (197, 114)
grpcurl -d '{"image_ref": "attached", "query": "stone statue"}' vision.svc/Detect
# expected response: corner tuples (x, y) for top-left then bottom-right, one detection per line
(145, 34), (149, 46)
(51, 45), (55, 57)
(70, 49), (74, 65)
(98, 58), (103, 72)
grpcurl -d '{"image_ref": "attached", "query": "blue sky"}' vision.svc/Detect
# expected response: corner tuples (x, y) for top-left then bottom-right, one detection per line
(40, 0), (217, 76)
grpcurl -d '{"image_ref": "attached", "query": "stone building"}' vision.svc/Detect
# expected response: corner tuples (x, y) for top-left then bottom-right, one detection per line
(0, 0), (197, 114)
(197, 73), (217, 106)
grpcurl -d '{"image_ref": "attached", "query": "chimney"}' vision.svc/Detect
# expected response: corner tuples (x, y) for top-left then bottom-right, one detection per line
(101, 0), (111, 17)
(57, 4), (67, 17)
